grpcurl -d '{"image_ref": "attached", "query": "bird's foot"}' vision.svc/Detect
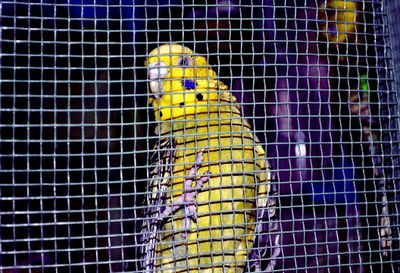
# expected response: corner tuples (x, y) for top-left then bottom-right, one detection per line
(160, 149), (211, 238)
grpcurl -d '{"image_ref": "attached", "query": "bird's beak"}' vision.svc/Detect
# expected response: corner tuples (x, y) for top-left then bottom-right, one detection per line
(148, 61), (168, 96)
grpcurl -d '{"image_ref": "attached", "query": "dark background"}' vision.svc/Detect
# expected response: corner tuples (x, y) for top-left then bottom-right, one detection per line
(1, 1), (398, 272)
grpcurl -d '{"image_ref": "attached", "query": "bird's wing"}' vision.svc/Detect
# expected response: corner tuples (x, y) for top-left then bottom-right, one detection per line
(141, 138), (175, 271)
(247, 142), (281, 272)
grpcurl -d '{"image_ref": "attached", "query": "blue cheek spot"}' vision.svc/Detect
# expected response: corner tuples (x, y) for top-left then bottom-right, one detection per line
(183, 80), (196, 89)
(328, 25), (338, 37)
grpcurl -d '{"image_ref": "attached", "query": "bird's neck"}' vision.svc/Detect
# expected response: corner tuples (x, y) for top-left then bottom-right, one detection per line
(156, 104), (243, 141)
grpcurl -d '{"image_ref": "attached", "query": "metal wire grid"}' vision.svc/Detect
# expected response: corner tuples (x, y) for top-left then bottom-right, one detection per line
(0, 0), (399, 272)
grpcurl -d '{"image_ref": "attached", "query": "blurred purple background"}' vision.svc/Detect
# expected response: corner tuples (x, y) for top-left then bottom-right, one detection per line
(0, 0), (396, 272)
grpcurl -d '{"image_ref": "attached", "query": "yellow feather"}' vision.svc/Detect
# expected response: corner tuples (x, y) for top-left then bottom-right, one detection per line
(145, 44), (271, 273)
(319, 0), (358, 43)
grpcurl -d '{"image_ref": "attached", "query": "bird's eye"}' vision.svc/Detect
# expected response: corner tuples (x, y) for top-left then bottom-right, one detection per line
(178, 57), (191, 67)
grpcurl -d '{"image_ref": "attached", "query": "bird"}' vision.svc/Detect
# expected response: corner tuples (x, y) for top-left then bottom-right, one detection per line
(318, 0), (358, 44)
(140, 44), (280, 273)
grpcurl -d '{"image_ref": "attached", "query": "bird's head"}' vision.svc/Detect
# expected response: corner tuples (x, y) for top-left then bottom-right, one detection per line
(146, 44), (228, 121)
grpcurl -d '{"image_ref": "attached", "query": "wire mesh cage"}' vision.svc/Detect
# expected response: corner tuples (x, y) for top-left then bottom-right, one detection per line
(1, 1), (399, 272)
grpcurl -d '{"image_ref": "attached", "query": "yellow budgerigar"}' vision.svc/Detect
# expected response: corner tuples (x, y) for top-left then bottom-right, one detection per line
(319, 0), (358, 43)
(141, 44), (280, 273)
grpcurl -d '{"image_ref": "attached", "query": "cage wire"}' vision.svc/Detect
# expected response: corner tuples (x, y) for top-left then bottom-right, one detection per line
(0, 0), (399, 272)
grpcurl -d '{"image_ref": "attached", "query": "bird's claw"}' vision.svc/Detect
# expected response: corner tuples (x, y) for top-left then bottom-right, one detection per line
(160, 149), (211, 238)
(180, 149), (210, 238)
